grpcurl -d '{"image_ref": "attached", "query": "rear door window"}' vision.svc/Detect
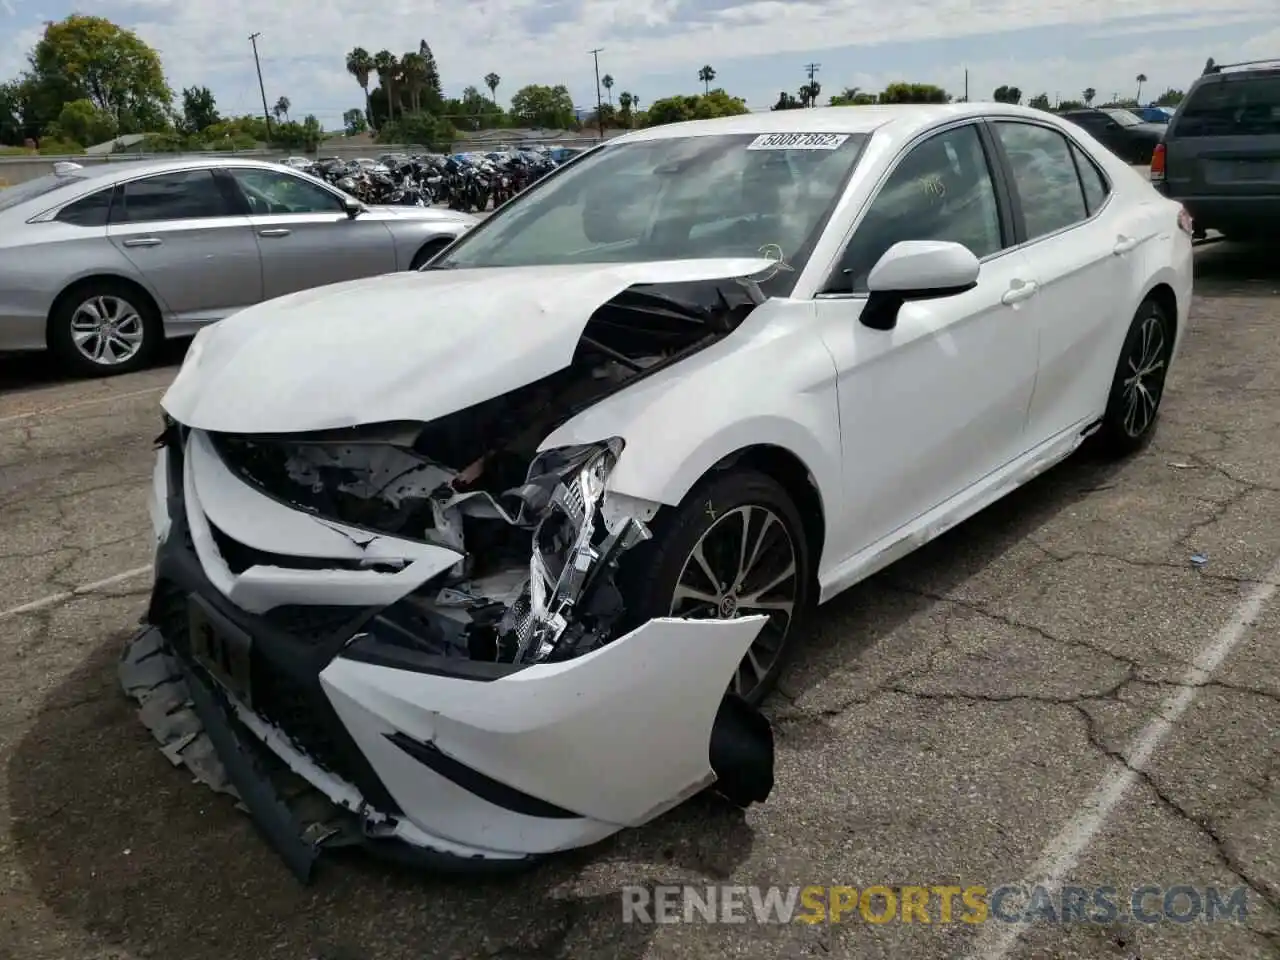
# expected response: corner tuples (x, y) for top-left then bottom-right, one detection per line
(1174, 76), (1280, 137)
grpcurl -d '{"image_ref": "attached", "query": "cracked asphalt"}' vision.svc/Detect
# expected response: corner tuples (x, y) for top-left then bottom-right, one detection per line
(1, 240), (1278, 960)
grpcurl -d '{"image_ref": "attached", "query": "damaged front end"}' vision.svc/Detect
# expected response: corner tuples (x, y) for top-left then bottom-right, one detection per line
(124, 273), (777, 881)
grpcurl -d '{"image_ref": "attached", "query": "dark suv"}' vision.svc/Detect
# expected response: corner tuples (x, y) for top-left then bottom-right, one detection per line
(1153, 58), (1280, 240)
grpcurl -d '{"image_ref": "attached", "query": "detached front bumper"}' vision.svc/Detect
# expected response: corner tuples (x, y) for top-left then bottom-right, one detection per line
(124, 424), (775, 881)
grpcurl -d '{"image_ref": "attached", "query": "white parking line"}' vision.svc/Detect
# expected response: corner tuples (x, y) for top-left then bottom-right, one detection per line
(0, 565), (153, 621)
(969, 554), (1280, 960)
(0, 385), (166, 427)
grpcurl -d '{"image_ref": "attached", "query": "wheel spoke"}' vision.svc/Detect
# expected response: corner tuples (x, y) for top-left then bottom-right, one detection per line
(739, 561), (796, 606)
(672, 583), (719, 607)
(689, 541), (722, 593)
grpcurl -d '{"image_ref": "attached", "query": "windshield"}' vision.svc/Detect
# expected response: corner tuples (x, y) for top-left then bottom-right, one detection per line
(436, 132), (869, 293)
(0, 171), (87, 213)
(1102, 109), (1142, 127)
(1174, 76), (1280, 137)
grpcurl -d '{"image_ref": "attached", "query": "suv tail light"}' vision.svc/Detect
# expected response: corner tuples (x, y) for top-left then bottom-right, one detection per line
(1150, 143), (1166, 181)
(1177, 205), (1194, 236)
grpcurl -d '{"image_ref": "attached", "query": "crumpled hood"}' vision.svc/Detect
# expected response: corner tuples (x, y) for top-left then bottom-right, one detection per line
(161, 258), (773, 435)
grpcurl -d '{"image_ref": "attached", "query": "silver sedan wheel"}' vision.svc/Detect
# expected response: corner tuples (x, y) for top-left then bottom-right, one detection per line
(70, 295), (145, 366)
(668, 504), (798, 699)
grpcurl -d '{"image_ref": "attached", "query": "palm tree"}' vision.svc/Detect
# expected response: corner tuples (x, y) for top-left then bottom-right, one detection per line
(374, 50), (399, 121)
(601, 73), (615, 105)
(273, 96), (290, 122)
(698, 65), (716, 95)
(1135, 73), (1147, 104)
(484, 72), (500, 102)
(346, 48), (374, 128)
(1083, 87), (1097, 106)
(400, 52), (427, 113)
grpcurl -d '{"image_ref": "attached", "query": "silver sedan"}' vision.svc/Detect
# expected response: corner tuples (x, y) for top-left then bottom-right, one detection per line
(0, 157), (479, 376)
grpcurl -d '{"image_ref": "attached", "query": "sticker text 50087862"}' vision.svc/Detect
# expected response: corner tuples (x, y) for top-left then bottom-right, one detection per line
(747, 133), (850, 150)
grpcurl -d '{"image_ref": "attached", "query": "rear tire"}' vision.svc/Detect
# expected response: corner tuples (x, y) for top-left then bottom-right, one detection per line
(1093, 298), (1173, 458)
(47, 279), (161, 378)
(617, 470), (812, 706)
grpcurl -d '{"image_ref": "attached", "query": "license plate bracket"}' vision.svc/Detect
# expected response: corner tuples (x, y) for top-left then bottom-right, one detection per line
(188, 594), (253, 708)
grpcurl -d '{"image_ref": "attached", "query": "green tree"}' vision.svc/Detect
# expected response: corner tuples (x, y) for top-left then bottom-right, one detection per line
(771, 91), (801, 110)
(346, 48), (375, 128)
(829, 86), (876, 106)
(180, 85), (219, 135)
(374, 50), (400, 121)
(1057, 98), (1084, 110)
(400, 52), (428, 113)
(273, 96), (290, 122)
(878, 82), (949, 103)
(618, 90), (635, 127)
(24, 15), (172, 136)
(418, 40), (443, 103)
(509, 83), (575, 128)
(1082, 87), (1097, 106)
(51, 98), (117, 146)
(643, 89), (748, 127)
(698, 65), (716, 95)
(1135, 73), (1147, 104)
(343, 108), (368, 136)
(992, 85), (1022, 104)
(378, 111), (454, 150)
(484, 72), (500, 102)
(0, 81), (29, 145)
(1027, 92), (1051, 110)
(271, 113), (323, 151)
(1154, 88), (1184, 106)
(442, 86), (505, 129)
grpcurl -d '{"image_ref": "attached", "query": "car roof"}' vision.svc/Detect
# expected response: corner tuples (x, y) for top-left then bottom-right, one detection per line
(610, 102), (1068, 148)
(37, 155), (301, 187)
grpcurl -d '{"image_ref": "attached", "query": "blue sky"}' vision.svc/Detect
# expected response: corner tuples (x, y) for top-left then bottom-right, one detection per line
(2, 0), (1277, 129)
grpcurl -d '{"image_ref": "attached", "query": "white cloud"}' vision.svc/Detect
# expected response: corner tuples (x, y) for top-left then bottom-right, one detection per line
(1, 0), (1275, 124)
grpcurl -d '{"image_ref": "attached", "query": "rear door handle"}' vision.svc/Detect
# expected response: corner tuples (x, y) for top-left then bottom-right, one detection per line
(258, 228), (291, 237)
(1113, 235), (1139, 255)
(122, 237), (162, 247)
(1001, 280), (1039, 305)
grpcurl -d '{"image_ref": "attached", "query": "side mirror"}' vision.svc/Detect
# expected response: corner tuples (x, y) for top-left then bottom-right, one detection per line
(341, 196), (364, 218)
(860, 241), (980, 331)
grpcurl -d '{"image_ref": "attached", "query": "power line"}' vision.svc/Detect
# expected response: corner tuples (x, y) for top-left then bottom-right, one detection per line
(248, 32), (273, 140)
(804, 62), (821, 83)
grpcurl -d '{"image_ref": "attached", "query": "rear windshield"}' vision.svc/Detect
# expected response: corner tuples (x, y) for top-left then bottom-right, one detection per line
(0, 171), (87, 212)
(1174, 75), (1280, 137)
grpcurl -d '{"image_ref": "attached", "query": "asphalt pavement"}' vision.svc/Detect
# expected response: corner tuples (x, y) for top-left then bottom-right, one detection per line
(1, 239), (1279, 960)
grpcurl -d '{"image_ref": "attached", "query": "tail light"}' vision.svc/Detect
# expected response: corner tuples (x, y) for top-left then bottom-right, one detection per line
(1150, 143), (1166, 181)
(1177, 205), (1194, 236)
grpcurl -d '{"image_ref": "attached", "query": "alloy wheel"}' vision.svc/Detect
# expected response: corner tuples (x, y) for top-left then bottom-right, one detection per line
(668, 504), (798, 699)
(70, 295), (145, 366)
(1121, 312), (1169, 438)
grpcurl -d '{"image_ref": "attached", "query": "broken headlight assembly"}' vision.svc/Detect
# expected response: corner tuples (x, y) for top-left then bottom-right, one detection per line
(499, 438), (651, 663)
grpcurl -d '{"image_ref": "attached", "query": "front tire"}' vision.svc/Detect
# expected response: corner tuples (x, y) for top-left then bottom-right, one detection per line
(617, 470), (812, 705)
(48, 279), (160, 378)
(1093, 297), (1173, 458)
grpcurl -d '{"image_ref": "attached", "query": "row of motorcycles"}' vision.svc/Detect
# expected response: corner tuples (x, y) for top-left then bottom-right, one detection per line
(285, 149), (564, 212)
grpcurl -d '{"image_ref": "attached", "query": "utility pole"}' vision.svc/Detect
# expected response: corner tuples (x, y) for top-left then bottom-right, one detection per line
(589, 48), (605, 139)
(249, 32), (273, 141)
(804, 62), (820, 107)
(964, 69), (969, 102)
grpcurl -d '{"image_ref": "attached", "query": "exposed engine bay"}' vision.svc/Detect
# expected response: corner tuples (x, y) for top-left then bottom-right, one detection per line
(209, 276), (765, 667)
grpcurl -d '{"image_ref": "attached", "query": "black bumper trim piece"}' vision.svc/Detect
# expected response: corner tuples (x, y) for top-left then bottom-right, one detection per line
(385, 732), (584, 820)
(176, 655), (321, 884)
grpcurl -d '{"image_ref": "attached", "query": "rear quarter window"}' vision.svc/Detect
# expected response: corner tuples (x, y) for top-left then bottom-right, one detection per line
(1173, 76), (1280, 137)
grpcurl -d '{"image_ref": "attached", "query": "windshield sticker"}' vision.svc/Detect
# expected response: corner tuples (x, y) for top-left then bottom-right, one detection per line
(747, 133), (850, 151)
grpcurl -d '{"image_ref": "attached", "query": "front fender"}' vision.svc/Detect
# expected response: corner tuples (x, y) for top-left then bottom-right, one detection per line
(538, 299), (843, 562)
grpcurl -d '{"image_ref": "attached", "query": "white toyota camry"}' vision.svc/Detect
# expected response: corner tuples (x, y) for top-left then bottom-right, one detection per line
(121, 102), (1194, 880)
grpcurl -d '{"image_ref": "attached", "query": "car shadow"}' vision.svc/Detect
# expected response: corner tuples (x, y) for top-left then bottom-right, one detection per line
(1193, 238), (1280, 298)
(6, 443), (1127, 959)
(0, 338), (189, 395)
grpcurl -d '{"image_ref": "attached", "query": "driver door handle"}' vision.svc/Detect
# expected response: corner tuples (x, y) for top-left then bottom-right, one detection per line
(122, 237), (162, 247)
(1001, 280), (1039, 305)
(258, 228), (291, 237)
(1113, 235), (1139, 255)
